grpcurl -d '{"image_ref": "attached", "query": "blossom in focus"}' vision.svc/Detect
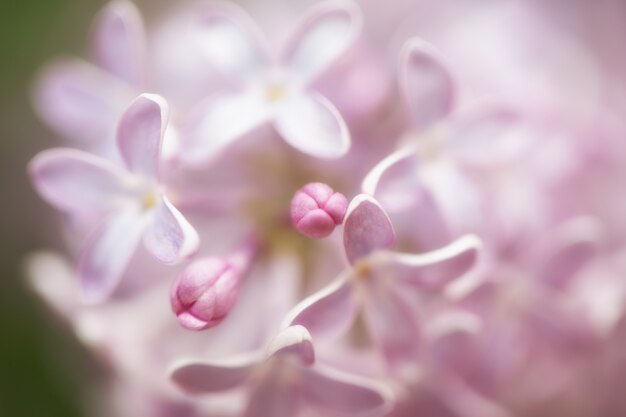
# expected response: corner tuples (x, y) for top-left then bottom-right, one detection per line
(29, 94), (198, 303)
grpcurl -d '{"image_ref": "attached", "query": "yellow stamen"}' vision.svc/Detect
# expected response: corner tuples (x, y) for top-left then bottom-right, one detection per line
(142, 192), (157, 210)
(266, 84), (285, 102)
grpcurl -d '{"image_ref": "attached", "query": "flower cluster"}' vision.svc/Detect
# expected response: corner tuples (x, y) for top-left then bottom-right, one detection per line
(26, 1), (626, 416)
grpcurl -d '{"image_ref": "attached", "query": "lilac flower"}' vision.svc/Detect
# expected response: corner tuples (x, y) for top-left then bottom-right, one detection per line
(178, 0), (363, 164)
(29, 94), (198, 303)
(34, 0), (146, 155)
(362, 38), (528, 248)
(170, 325), (392, 417)
(284, 194), (481, 375)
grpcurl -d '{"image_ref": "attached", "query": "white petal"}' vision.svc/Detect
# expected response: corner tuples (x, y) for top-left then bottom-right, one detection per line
(143, 195), (199, 265)
(282, 1), (362, 84)
(78, 208), (145, 304)
(274, 92), (350, 158)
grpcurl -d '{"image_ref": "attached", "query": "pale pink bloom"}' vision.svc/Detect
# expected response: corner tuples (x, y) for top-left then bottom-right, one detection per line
(284, 194), (481, 375)
(34, 0), (146, 156)
(290, 182), (348, 239)
(361, 38), (529, 250)
(29, 94), (198, 303)
(171, 325), (392, 417)
(178, 0), (363, 165)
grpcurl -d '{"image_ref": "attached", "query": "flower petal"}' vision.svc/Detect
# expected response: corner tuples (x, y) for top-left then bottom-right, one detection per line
(536, 217), (603, 290)
(362, 279), (421, 375)
(195, 2), (269, 82)
(282, 274), (358, 342)
(33, 59), (129, 143)
(179, 91), (270, 165)
(245, 373), (301, 417)
(400, 38), (455, 132)
(29, 148), (134, 214)
(343, 194), (396, 265)
(266, 325), (315, 366)
(361, 145), (424, 212)
(143, 195), (199, 265)
(376, 234), (482, 291)
(78, 208), (145, 304)
(117, 93), (168, 178)
(282, 0), (362, 84)
(301, 365), (391, 415)
(445, 107), (530, 169)
(274, 92), (350, 158)
(91, 0), (145, 86)
(169, 355), (259, 394)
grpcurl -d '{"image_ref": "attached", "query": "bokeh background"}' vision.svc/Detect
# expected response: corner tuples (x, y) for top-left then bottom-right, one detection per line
(1, 1), (109, 415)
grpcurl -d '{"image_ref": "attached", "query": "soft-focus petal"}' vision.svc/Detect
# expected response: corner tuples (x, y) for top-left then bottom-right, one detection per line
(283, 274), (358, 342)
(91, 0), (145, 86)
(143, 195), (199, 265)
(33, 59), (129, 143)
(282, 0), (362, 84)
(536, 217), (603, 290)
(266, 325), (315, 366)
(343, 194), (396, 264)
(29, 148), (134, 213)
(179, 91), (270, 165)
(78, 207), (145, 304)
(169, 355), (259, 394)
(117, 93), (168, 179)
(361, 145), (425, 212)
(245, 374), (301, 417)
(274, 92), (350, 158)
(400, 38), (455, 132)
(301, 365), (391, 415)
(445, 107), (530, 169)
(374, 234), (482, 291)
(362, 279), (421, 375)
(195, 2), (269, 82)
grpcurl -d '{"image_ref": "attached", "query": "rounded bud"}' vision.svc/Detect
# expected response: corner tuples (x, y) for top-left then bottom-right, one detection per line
(290, 182), (348, 239)
(170, 257), (241, 331)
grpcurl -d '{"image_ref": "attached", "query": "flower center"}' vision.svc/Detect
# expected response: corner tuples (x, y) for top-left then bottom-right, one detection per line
(266, 84), (285, 103)
(142, 192), (157, 210)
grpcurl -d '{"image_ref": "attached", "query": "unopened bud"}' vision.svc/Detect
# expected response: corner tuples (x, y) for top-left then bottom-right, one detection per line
(170, 257), (241, 330)
(290, 182), (348, 239)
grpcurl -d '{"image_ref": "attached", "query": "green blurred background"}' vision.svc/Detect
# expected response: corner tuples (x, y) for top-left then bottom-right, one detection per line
(0, 1), (106, 415)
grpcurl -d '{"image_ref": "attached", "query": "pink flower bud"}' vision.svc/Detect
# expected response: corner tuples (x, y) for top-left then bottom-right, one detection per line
(290, 182), (348, 239)
(170, 257), (241, 331)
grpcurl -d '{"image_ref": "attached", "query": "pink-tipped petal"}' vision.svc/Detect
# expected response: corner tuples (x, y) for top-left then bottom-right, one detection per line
(282, 274), (358, 342)
(78, 208), (145, 304)
(274, 92), (350, 159)
(291, 182), (348, 239)
(91, 0), (145, 86)
(362, 279), (421, 374)
(400, 38), (455, 132)
(179, 91), (270, 165)
(170, 355), (259, 394)
(33, 60), (128, 143)
(143, 195), (199, 265)
(282, 0), (362, 84)
(29, 148), (133, 213)
(361, 145), (424, 212)
(117, 94), (168, 178)
(266, 325), (315, 366)
(195, 3), (269, 81)
(301, 365), (391, 415)
(343, 194), (396, 264)
(380, 234), (482, 291)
